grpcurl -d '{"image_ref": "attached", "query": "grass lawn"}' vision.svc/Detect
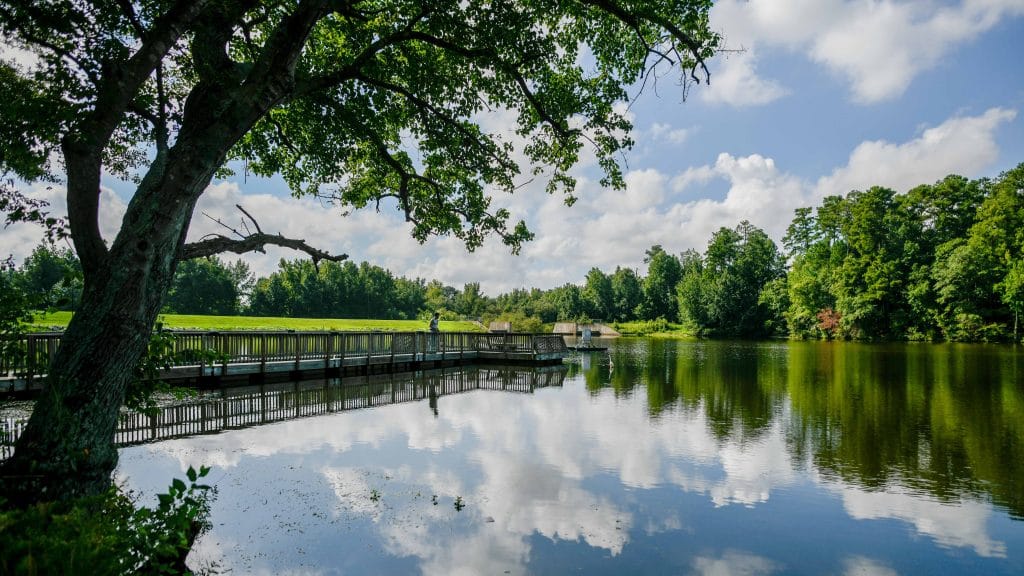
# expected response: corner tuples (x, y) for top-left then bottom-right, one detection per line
(29, 311), (485, 333)
(611, 320), (693, 338)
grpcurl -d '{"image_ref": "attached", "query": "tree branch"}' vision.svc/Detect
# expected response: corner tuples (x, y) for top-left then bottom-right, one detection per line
(185, 204), (345, 265)
(353, 73), (519, 176)
(63, 0), (213, 277)
(182, 232), (348, 265)
(293, 5), (433, 97)
(578, 0), (712, 84)
(114, 0), (146, 39)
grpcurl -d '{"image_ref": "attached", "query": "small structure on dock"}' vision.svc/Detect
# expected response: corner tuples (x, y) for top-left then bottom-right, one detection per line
(488, 321), (512, 333)
(552, 322), (620, 338)
(566, 325), (609, 352)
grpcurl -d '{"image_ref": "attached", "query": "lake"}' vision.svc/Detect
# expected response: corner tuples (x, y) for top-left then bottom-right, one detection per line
(115, 338), (1024, 575)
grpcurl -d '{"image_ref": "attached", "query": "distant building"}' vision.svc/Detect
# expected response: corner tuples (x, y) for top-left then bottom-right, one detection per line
(551, 322), (620, 337)
(488, 321), (512, 333)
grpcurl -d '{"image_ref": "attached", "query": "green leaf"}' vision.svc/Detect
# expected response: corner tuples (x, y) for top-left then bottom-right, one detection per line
(186, 466), (197, 482)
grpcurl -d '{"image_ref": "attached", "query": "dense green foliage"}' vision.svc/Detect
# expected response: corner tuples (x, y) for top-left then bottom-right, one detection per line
(163, 257), (251, 316)
(785, 164), (1024, 341)
(678, 222), (785, 336)
(247, 259), (427, 319)
(12, 245), (82, 311)
(0, 467), (213, 575)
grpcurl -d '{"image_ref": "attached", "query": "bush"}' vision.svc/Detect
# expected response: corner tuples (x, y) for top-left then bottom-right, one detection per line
(0, 466), (214, 575)
(611, 318), (679, 336)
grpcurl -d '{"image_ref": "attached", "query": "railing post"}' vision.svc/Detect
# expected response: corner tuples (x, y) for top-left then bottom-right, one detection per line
(326, 332), (334, 371)
(25, 334), (36, 388)
(340, 333), (347, 374)
(217, 332), (227, 376)
(199, 333), (208, 378)
(295, 332), (302, 371)
(260, 333), (267, 375)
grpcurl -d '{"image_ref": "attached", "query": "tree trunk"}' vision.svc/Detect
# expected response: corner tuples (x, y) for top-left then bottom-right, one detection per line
(0, 172), (203, 505)
(0, 5), (316, 504)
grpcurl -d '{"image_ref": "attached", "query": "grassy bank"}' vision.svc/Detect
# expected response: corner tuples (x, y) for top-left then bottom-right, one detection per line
(29, 311), (484, 333)
(611, 319), (694, 338)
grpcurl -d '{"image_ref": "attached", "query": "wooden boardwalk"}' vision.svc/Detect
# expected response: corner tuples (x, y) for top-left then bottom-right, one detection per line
(1, 364), (567, 458)
(1, 330), (569, 394)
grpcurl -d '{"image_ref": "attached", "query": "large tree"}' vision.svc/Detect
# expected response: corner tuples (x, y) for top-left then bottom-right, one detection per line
(16, 243), (83, 310)
(163, 256), (240, 315)
(0, 1), (717, 501)
(640, 244), (682, 321)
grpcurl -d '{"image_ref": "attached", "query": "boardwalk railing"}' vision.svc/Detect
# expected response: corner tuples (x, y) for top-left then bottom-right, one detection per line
(1, 330), (569, 391)
(1, 364), (567, 459)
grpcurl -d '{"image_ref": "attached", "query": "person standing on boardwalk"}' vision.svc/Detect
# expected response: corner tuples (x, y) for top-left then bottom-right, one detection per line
(429, 312), (440, 352)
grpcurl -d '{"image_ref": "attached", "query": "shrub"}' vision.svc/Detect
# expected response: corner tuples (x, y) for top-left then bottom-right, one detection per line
(0, 466), (214, 575)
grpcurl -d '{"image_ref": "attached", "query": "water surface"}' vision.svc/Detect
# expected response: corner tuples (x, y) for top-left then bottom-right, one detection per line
(116, 339), (1024, 575)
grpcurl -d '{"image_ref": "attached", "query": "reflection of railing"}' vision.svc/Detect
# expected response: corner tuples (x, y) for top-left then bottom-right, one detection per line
(1, 331), (569, 392)
(0, 365), (566, 457)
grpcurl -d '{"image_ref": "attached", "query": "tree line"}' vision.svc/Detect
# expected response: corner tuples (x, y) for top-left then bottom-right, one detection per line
(8, 162), (1022, 341)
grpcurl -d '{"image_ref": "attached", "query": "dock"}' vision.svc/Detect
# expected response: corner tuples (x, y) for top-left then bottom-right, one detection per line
(1, 330), (569, 394)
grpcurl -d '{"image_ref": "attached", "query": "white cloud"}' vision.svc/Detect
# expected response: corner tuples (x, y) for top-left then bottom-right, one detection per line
(692, 550), (781, 576)
(841, 556), (898, 576)
(816, 107), (1017, 197)
(649, 122), (693, 144)
(711, 0), (1024, 103)
(700, 50), (789, 107)
(836, 484), (1006, 557)
(0, 183), (127, 265)
(662, 152), (812, 250)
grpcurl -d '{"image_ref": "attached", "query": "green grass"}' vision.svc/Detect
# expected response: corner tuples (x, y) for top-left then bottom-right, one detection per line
(611, 319), (693, 338)
(29, 311), (484, 333)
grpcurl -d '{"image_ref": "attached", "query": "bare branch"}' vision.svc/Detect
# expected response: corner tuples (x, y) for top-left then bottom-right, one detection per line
(188, 204), (344, 264)
(235, 204), (263, 234)
(182, 232), (347, 264)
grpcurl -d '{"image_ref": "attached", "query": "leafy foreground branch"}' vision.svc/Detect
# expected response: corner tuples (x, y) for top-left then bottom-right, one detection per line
(0, 466), (214, 575)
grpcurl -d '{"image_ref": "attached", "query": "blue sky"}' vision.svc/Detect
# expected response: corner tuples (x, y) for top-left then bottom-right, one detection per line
(4, 0), (1024, 296)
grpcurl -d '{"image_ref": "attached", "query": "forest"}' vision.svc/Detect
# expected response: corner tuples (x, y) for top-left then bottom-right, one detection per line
(5, 162), (1023, 342)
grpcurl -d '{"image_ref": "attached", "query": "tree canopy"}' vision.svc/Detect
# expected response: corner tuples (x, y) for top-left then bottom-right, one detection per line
(1, 0), (718, 259)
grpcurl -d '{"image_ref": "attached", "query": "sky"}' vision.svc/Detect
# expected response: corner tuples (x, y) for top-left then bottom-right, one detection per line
(3, 0), (1024, 296)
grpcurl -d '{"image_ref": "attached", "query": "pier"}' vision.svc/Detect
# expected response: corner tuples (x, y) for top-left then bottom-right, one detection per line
(1, 330), (569, 394)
